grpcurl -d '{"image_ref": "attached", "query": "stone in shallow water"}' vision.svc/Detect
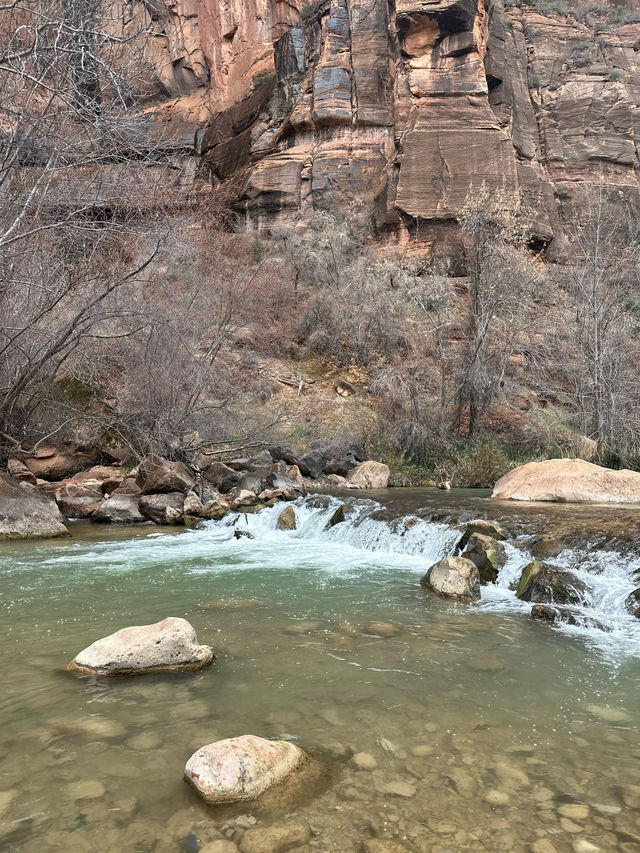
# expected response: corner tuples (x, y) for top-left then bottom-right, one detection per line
(484, 789), (510, 806)
(378, 780), (416, 798)
(66, 780), (105, 799)
(0, 789), (17, 816)
(362, 841), (413, 852)
(572, 842), (601, 853)
(585, 704), (630, 723)
(352, 752), (377, 770)
(127, 731), (162, 751)
(285, 620), (322, 634)
(200, 842), (239, 853)
(365, 622), (400, 638)
(558, 803), (589, 821)
(67, 617), (214, 676)
(531, 840), (558, 853)
(184, 735), (307, 804)
(237, 819), (311, 853)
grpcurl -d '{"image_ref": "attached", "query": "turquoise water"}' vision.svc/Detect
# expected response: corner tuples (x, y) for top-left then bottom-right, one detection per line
(1, 492), (639, 851)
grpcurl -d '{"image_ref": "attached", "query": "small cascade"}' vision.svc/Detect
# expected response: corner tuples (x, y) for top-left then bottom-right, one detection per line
(205, 494), (640, 656)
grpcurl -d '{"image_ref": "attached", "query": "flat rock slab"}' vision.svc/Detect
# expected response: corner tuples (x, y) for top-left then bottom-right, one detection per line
(492, 458), (640, 504)
(184, 735), (307, 804)
(0, 472), (68, 539)
(67, 617), (214, 676)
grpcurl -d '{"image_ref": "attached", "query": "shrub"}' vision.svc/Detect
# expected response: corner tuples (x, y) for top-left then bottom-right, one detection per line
(609, 68), (624, 82)
(452, 441), (512, 489)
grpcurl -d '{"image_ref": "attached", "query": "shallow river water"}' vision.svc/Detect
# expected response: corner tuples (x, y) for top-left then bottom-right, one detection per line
(1, 489), (639, 852)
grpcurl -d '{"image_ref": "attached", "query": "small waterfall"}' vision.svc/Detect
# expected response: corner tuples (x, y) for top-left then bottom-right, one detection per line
(206, 495), (640, 656)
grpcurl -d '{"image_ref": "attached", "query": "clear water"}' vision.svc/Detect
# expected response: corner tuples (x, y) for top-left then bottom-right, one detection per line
(1, 490), (640, 852)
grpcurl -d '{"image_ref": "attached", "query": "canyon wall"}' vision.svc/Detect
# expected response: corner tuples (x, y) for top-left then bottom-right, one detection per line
(140, 0), (640, 248)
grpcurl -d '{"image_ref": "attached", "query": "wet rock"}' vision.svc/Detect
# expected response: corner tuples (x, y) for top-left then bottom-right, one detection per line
(200, 842), (239, 853)
(458, 518), (509, 549)
(558, 803), (589, 821)
(493, 760), (530, 789)
(516, 560), (587, 605)
(484, 789), (510, 806)
(285, 620), (322, 634)
(67, 617), (214, 676)
(326, 502), (354, 528)
(421, 556), (481, 602)
(139, 492), (185, 525)
(238, 819), (311, 853)
(201, 496), (231, 520)
(460, 533), (506, 583)
(624, 588), (640, 617)
(586, 705), (631, 723)
(66, 780), (105, 799)
(92, 493), (145, 524)
(532, 841), (558, 853)
(362, 841), (413, 853)
(136, 454), (195, 495)
(184, 735), (307, 804)
(365, 622), (400, 638)
(572, 842), (601, 853)
(276, 505), (296, 531)
(0, 472), (68, 539)
(346, 461), (390, 489)
(298, 450), (326, 479)
(0, 789), (17, 817)
(530, 605), (611, 632)
(234, 529), (254, 540)
(52, 715), (126, 739)
(530, 537), (568, 559)
(378, 780), (416, 798)
(492, 458), (640, 504)
(352, 752), (377, 770)
(127, 731), (162, 750)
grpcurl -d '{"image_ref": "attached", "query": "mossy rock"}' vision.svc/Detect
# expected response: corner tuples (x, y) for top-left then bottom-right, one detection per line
(326, 503), (354, 529)
(516, 560), (587, 604)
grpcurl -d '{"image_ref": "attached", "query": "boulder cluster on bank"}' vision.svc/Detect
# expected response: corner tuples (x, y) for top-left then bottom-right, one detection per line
(0, 441), (391, 537)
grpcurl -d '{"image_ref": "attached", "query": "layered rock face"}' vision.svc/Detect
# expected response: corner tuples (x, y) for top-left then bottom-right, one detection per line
(182, 0), (639, 246)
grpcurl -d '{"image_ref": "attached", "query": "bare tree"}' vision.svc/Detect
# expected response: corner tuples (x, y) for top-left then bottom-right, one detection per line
(552, 190), (640, 454)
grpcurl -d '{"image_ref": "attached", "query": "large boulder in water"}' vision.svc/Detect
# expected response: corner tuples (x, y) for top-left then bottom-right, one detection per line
(346, 461), (390, 489)
(460, 533), (506, 583)
(516, 560), (587, 605)
(0, 472), (69, 539)
(184, 735), (307, 804)
(135, 455), (195, 495)
(67, 617), (214, 675)
(492, 458), (640, 504)
(421, 556), (481, 601)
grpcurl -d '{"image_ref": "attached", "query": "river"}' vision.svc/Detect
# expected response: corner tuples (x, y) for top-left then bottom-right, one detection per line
(1, 489), (639, 851)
